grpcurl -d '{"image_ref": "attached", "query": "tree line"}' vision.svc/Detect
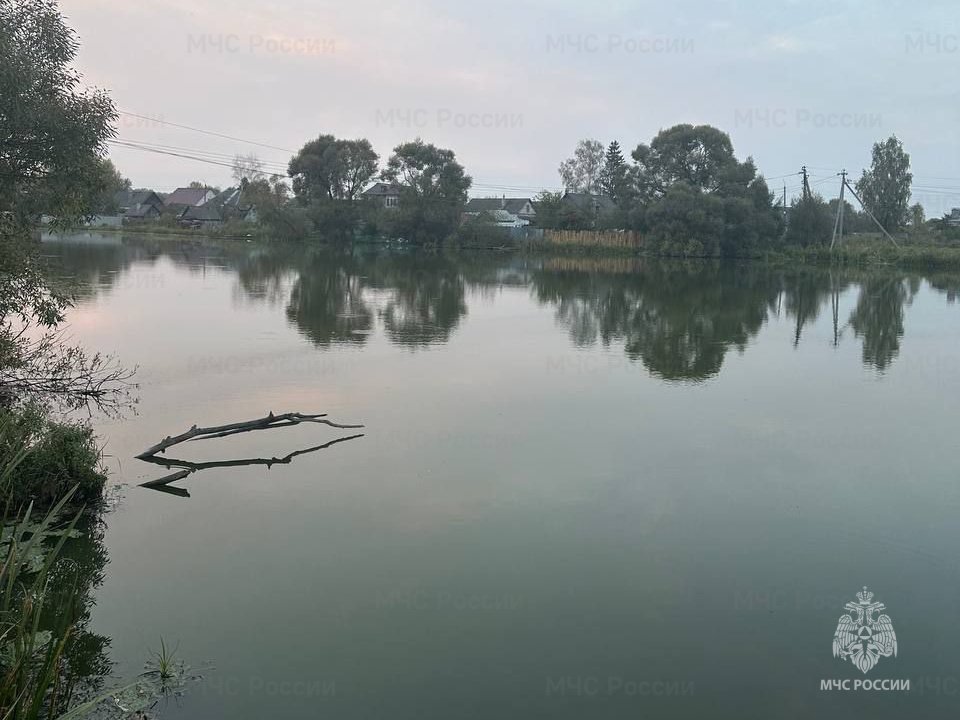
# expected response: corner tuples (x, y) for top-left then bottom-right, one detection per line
(539, 127), (922, 257)
(93, 125), (928, 256)
(224, 136), (471, 244)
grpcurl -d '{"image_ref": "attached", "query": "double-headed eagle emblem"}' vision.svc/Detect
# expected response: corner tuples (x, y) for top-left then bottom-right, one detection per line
(832, 586), (898, 674)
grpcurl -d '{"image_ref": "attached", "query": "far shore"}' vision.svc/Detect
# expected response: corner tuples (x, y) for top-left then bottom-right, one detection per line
(41, 224), (960, 270)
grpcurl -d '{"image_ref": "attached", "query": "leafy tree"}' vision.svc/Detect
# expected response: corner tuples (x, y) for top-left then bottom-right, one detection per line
(855, 135), (912, 231)
(827, 198), (873, 234)
(532, 190), (564, 227)
(288, 134), (336, 203)
(645, 182), (725, 256)
(599, 141), (630, 202)
(381, 139), (471, 243)
(0, 0), (129, 411)
(286, 135), (379, 239)
(243, 175), (311, 239)
(337, 139), (380, 201)
(632, 124), (738, 198)
(92, 159), (131, 214)
(558, 139), (605, 193)
(785, 193), (833, 247)
(288, 135), (378, 202)
(910, 202), (925, 228)
(627, 125), (780, 255)
(0, 0), (116, 229)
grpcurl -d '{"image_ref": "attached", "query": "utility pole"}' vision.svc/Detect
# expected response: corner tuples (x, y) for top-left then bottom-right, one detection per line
(843, 179), (900, 248)
(828, 170), (900, 250)
(800, 166), (810, 200)
(830, 170), (847, 249)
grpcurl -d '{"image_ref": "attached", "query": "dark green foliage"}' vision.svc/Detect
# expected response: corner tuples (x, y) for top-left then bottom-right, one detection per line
(288, 135), (378, 203)
(645, 183), (724, 256)
(827, 198), (874, 234)
(453, 217), (513, 248)
(599, 141), (630, 203)
(539, 125), (781, 256)
(855, 135), (912, 232)
(90, 159), (131, 215)
(531, 191), (565, 228)
(632, 127), (780, 256)
(785, 194), (833, 247)
(0, 406), (106, 512)
(0, 0), (117, 230)
(632, 124), (738, 196)
(381, 139), (471, 243)
(285, 135), (379, 239)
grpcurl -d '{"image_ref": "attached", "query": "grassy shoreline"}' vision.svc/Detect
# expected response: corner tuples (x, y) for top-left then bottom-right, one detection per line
(46, 225), (960, 270)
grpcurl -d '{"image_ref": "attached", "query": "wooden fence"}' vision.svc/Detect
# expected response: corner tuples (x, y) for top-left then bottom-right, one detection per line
(542, 229), (643, 249)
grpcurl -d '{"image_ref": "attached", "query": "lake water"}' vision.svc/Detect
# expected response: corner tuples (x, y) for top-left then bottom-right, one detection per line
(42, 232), (960, 718)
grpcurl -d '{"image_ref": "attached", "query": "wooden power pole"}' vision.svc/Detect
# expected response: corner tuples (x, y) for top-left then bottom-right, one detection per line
(831, 171), (900, 249)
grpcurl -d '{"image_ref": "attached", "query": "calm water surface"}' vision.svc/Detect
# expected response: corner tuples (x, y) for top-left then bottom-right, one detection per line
(43, 232), (960, 718)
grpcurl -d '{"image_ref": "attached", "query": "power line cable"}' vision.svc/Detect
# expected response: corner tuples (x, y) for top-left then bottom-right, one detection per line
(118, 111), (296, 153)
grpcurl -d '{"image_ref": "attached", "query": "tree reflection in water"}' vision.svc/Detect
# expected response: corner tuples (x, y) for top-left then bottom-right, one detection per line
(42, 234), (960, 380)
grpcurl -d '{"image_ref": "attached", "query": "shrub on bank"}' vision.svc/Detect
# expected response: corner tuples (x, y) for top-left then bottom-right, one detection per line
(452, 219), (515, 248)
(0, 405), (106, 512)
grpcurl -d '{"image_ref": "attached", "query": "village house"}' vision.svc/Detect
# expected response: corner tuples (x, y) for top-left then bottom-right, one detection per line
(361, 182), (402, 208)
(179, 204), (224, 229)
(464, 197), (537, 226)
(113, 189), (164, 214)
(948, 208), (960, 226)
(205, 186), (258, 223)
(123, 204), (161, 221)
(163, 187), (216, 210)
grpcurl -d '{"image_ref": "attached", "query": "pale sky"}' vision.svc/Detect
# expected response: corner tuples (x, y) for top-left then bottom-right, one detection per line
(62, 0), (960, 214)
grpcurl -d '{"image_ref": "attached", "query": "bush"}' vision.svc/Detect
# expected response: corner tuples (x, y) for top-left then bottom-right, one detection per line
(0, 406), (106, 512)
(452, 218), (514, 248)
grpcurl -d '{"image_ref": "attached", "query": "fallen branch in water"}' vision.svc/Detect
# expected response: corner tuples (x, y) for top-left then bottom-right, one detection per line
(136, 411), (365, 495)
(136, 411), (363, 458)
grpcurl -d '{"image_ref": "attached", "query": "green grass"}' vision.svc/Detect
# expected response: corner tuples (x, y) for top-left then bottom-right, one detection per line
(0, 417), (185, 718)
(0, 480), (83, 719)
(764, 238), (960, 270)
(147, 637), (183, 681)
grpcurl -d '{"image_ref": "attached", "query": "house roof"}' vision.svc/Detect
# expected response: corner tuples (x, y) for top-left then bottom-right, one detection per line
(561, 192), (617, 213)
(164, 187), (213, 206)
(362, 182), (402, 197)
(465, 197), (535, 215)
(114, 189), (162, 208)
(181, 205), (222, 222)
(205, 187), (242, 209)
